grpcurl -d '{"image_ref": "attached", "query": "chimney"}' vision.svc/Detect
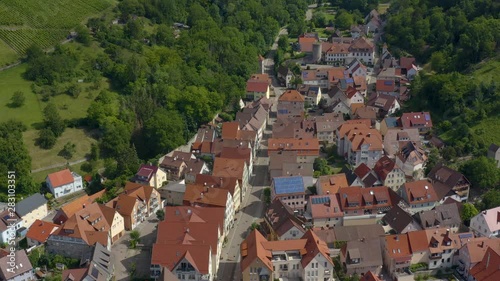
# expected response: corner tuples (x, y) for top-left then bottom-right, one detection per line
(83, 204), (86, 208)
(200, 193), (204, 199)
(486, 252), (491, 268)
(186, 228), (190, 233)
(395, 235), (399, 241)
(220, 177), (223, 187)
(481, 241), (485, 248)
(497, 212), (500, 223)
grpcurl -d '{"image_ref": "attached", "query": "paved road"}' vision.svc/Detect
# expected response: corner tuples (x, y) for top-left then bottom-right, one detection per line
(31, 157), (87, 173)
(217, 126), (272, 281)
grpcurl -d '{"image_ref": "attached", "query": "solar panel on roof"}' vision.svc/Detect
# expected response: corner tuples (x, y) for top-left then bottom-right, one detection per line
(346, 78), (354, 83)
(384, 81), (393, 85)
(274, 176), (305, 194)
(459, 233), (473, 239)
(302, 72), (308, 78)
(312, 197), (330, 204)
(424, 114), (431, 121)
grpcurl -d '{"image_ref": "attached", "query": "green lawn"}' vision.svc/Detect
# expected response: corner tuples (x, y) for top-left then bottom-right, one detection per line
(31, 161), (86, 183)
(471, 56), (500, 83)
(471, 116), (500, 146)
(378, 3), (390, 14)
(24, 128), (97, 171)
(0, 39), (18, 66)
(313, 28), (330, 38)
(0, 64), (44, 126)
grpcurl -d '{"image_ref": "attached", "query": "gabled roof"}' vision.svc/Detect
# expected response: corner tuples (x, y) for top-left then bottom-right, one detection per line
(399, 57), (416, 71)
(219, 147), (252, 165)
(265, 198), (306, 237)
(385, 234), (412, 259)
(317, 174), (349, 195)
(309, 194), (343, 219)
(47, 169), (75, 187)
(470, 247), (500, 281)
(415, 203), (461, 229)
(428, 163), (470, 190)
(342, 238), (383, 269)
(164, 206), (224, 228)
(361, 271), (382, 281)
(401, 112), (433, 129)
(373, 156), (400, 181)
(26, 220), (59, 243)
(16, 193), (47, 217)
(183, 184), (230, 208)
(194, 174), (239, 197)
(376, 79), (395, 92)
(333, 225), (384, 242)
(488, 143), (500, 153)
(349, 37), (374, 51)
(473, 207), (500, 233)
(301, 230), (334, 268)
(383, 205), (416, 233)
(240, 230), (273, 272)
(54, 190), (106, 224)
(106, 193), (138, 217)
(338, 186), (393, 211)
(279, 90), (305, 102)
(460, 238), (500, 266)
(212, 157), (247, 181)
(402, 180), (438, 204)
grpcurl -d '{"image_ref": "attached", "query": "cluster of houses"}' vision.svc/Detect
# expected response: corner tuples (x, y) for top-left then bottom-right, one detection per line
(236, 9), (499, 281)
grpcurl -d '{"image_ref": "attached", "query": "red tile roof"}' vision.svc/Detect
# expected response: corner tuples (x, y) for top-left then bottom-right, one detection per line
(183, 184), (230, 208)
(470, 247), (500, 281)
(246, 80), (269, 93)
(361, 271), (382, 281)
(26, 220), (59, 243)
(376, 79), (396, 92)
(309, 194), (343, 219)
(298, 37), (317, 52)
(279, 90), (305, 102)
(268, 138), (319, 156)
(54, 190), (106, 224)
(403, 180), (438, 204)
(373, 156), (398, 181)
(401, 112), (433, 129)
(47, 169), (74, 187)
(212, 157), (246, 181)
(353, 163), (371, 179)
(385, 234), (412, 260)
(221, 122), (240, 139)
(240, 230), (273, 272)
(317, 174), (349, 195)
(338, 186), (393, 212)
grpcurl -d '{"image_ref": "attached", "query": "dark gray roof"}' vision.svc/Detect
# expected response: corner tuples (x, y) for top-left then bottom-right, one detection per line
(16, 193), (47, 217)
(383, 205), (414, 233)
(362, 173), (379, 187)
(415, 203), (461, 229)
(489, 143), (500, 152)
(341, 166), (359, 186)
(87, 242), (114, 279)
(333, 225), (384, 242)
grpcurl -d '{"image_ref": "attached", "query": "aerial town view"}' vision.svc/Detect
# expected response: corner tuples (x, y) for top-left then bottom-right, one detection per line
(0, 0), (499, 280)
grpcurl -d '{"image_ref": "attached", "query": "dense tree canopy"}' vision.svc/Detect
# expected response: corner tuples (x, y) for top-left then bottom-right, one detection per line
(460, 157), (500, 189)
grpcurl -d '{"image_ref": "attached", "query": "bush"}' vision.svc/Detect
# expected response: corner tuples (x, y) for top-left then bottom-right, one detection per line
(37, 128), (57, 149)
(10, 91), (26, 107)
(44, 193), (53, 200)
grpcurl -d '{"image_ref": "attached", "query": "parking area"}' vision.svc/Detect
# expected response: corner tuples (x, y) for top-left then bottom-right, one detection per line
(112, 218), (158, 281)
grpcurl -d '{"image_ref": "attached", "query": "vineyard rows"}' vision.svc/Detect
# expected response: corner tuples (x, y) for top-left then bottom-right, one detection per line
(0, 0), (113, 29)
(0, 29), (68, 54)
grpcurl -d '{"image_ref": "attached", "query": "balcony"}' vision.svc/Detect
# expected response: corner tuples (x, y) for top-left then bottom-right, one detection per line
(324, 270), (331, 277)
(429, 253), (442, 259)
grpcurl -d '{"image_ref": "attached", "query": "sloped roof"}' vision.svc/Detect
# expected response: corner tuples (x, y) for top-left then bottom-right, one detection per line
(373, 156), (399, 181)
(212, 157), (246, 180)
(16, 193), (47, 217)
(183, 184), (230, 208)
(240, 230), (273, 272)
(265, 198), (305, 237)
(47, 169), (75, 187)
(54, 190), (106, 224)
(333, 225), (384, 242)
(317, 174), (349, 195)
(273, 176), (305, 195)
(26, 219), (59, 243)
(309, 194), (343, 219)
(383, 205), (416, 233)
(470, 247), (500, 281)
(403, 180), (438, 204)
(301, 230), (334, 268)
(0, 250), (33, 280)
(279, 90), (305, 102)
(416, 203), (461, 229)
(401, 112), (433, 129)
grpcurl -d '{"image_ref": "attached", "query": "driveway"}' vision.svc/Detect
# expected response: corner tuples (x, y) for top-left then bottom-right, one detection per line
(112, 218), (158, 281)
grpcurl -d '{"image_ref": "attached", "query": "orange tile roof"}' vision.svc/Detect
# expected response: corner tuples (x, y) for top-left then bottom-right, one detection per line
(385, 234), (412, 259)
(106, 193), (138, 217)
(183, 184), (230, 208)
(212, 157), (246, 181)
(337, 123), (370, 140)
(470, 247), (500, 281)
(317, 174), (349, 195)
(47, 169), (74, 187)
(326, 43), (351, 54)
(262, 239), (308, 252)
(348, 129), (383, 151)
(240, 230), (273, 272)
(300, 230), (333, 268)
(462, 238), (500, 266)
(124, 182), (158, 203)
(221, 122), (240, 139)
(279, 90), (305, 102)
(54, 190), (106, 224)
(152, 207), (223, 273)
(194, 174), (239, 197)
(219, 147), (251, 164)
(407, 230), (429, 252)
(309, 194), (343, 219)
(26, 220), (59, 243)
(403, 180), (438, 204)
(338, 186), (393, 211)
(268, 138), (319, 156)
(52, 202), (115, 246)
(361, 271), (382, 281)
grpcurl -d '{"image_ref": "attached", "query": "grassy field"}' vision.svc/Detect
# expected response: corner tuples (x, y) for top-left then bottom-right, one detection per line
(471, 116), (500, 146)
(471, 56), (500, 83)
(24, 128), (97, 171)
(31, 161), (87, 183)
(0, 0), (114, 55)
(0, 39), (18, 66)
(378, 3), (390, 14)
(0, 64), (44, 126)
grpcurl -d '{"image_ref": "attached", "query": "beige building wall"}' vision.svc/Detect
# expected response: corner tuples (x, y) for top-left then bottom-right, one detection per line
(110, 212), (125, 243)
(23, 204), (48, 228)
